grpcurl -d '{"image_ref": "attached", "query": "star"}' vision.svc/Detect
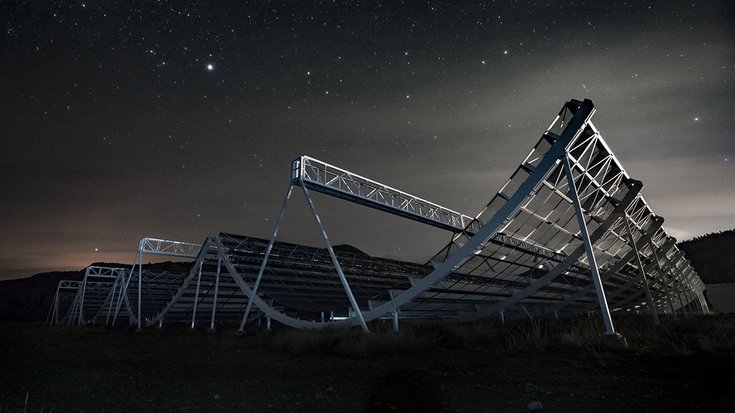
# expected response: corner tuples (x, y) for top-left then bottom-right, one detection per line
(694, 117), (700, 121)
(206, 63), (214, 71)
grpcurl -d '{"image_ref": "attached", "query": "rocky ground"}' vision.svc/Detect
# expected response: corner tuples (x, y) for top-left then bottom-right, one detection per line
(1, 321), (734, 412)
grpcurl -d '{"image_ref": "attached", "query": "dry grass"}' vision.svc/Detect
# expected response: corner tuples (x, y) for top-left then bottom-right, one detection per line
(256, 314), (735, 358)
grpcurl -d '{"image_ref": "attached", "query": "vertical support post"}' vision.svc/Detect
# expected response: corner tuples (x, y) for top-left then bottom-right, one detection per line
(239, 185), (294, 333)
(300, 185), (369, 333)
(562, 155), (617, 336)
(209, 257), (222, 331)
(136, 243), (144, 331)
(500, 309), (505, 325)
(388, 290), (399, 332)
(191, 261), (203, 329)
(623, 214), (660, 325)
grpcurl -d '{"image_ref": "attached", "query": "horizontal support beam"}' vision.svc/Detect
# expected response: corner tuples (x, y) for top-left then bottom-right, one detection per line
(292, 155), (481, 234)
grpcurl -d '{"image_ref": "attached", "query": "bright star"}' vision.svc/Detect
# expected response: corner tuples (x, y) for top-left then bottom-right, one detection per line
(206, 63), (214, 71)
(694, 117), (700, 121)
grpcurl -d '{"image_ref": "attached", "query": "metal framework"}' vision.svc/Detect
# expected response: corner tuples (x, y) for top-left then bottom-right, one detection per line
(50, 98), (708, 337)
(294, 156), (482, 234)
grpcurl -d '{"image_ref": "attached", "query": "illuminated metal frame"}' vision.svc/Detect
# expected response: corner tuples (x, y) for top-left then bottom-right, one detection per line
(112, 238), (200, 329)
(65, 98), (707, 336)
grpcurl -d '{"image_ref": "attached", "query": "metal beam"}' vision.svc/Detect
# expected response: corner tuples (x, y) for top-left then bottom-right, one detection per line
(293, 155), (481, 234)
(562, 154), (616, 335)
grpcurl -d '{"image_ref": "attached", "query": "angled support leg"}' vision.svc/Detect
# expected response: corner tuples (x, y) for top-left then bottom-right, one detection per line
(113, 265), (135, 326)
(300, 185), (369, 333)
(562, 155), (623, 348)
(623, 214), (660, 325)
(52, 290), (59, 326)
(191, 261), (203, 329)
(105, 273), (121, 326)
(700, 291), (710, 314)
(68, 288), (81, 325)
(648, 243), (678, 320)
(47, 287), (59, 326)
(239, 185), (294, 333)
(209, 257), (222, 331)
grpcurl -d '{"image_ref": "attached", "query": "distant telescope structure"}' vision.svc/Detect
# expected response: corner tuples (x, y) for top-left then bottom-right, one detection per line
(49, 99), (708, 345)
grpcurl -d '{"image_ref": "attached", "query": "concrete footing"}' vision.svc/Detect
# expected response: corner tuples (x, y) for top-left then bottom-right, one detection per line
(601, 332), (628, 350)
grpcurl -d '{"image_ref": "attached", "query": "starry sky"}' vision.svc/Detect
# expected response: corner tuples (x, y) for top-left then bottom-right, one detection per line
(1, 1), (733, 280)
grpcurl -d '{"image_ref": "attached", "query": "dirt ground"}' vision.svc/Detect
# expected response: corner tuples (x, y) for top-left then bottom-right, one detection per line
(1, 323), (733, 412)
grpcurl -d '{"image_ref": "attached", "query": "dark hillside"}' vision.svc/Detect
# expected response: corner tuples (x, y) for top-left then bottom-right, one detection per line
(0, 270), (84, 322)
(0, 261), (193, 322)
(679, 229), (735, 284)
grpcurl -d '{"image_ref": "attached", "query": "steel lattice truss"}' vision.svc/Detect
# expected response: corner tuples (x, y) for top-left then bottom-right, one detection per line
(50, 99), (708, 333)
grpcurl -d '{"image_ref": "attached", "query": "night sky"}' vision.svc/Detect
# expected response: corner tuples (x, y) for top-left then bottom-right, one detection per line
(1, 1), (733, 280)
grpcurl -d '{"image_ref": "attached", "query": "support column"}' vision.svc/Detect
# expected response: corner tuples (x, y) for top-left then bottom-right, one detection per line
(623, 214), (659, 325)
(301, 185), (369, 333)
(239, 186), (294, 333)
(562, 155), (626, 349)
(136, 244), (144, 331)
(389, 290), (400, 332)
